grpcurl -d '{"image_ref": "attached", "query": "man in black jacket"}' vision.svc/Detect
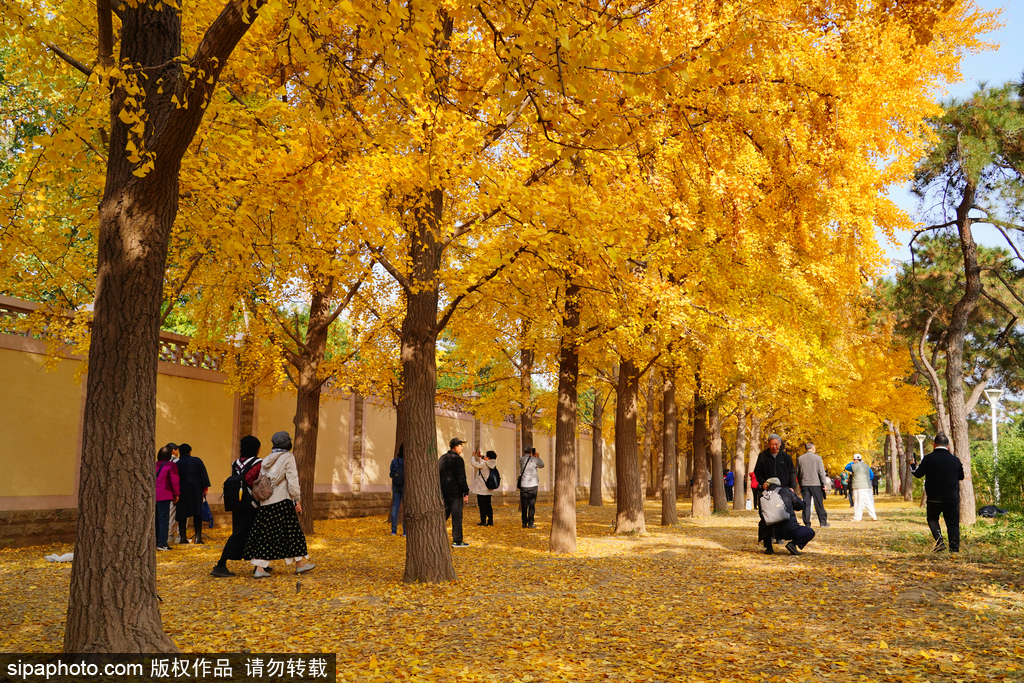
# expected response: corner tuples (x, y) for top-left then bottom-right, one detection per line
(439, 437), (470, 547)
(753, 435), (796, 553)
(762, 478), (815, 555)
(912, 433), (965, 552)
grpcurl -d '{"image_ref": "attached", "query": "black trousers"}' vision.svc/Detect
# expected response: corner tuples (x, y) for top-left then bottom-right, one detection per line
(178, 515), (202, 543)
(725, 485), (733, 502)
(444, 496), (464, 544)
(926, 500), (960, 552)
(217, 506), (258, 564)
(477, 495), (493, 525)
(800, 486), (828, 526)
(520, 487), (538, 526)
(777, 524), (815, 549)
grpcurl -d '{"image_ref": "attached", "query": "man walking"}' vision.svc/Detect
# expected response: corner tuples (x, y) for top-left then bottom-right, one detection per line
(845, 453), (877, 521)
(518, 447), (545, 528)
(912, 434), (965, 552)
(796, 442), (829, 527)
(753, 434), (796, 553)
(439, 437), (470, 548)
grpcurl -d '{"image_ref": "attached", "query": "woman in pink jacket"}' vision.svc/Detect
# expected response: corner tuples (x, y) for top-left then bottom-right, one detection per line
(155, 445), (180, 551)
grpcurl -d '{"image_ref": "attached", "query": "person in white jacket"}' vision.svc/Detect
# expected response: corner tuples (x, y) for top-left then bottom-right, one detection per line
(243, 431), (315, 577)
(518, 447), (545, 529)
(470, 449), (498, 526)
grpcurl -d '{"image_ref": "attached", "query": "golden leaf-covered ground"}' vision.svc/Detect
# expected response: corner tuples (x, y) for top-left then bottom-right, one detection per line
(2, 497), (1023, 682)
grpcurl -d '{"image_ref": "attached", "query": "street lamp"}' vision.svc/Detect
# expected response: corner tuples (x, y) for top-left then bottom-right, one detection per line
(984, 387), (1004, 504)
(915, 434), (925, 461)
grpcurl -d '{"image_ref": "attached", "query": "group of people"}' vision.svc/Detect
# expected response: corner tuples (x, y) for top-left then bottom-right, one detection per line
(389, 437), (545, 547)
(752, 433), (966, 555)
(154, 442), (210, 549)
(154, 431), (316, 578)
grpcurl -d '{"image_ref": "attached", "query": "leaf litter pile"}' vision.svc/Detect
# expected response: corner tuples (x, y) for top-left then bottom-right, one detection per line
(2, 497), (1023, 682)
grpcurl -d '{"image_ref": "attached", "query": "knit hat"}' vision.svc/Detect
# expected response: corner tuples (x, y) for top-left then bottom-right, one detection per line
(765, 477), (781, 487)
(272, 431), (292, 449)
(240, 435), (261, 459)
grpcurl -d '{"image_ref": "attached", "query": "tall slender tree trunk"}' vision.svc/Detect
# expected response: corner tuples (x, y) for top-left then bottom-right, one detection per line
(691, 389), (711, 518)
(614, 359), (646, 533)
(401, 189), (456, 583)
(660, 371), (677, 525)
(885, 421), (901, 496)
(945, 184), (982, 526)
(733, 401), (747, 510)
(589, 387), (605, 506)
(520, 320), (535, 452)
(65, 0), (261, 653)
(884, 431), (892, 494)
(709, 401), (728, 512)
(550, 284), (581, 553)
(745, 411), (762, 508)
(641, 370), (656, 498)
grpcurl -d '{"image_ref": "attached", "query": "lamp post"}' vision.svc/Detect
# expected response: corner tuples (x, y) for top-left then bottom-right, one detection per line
(915, 434), (925, 462)
(984, 388), (1004, 504)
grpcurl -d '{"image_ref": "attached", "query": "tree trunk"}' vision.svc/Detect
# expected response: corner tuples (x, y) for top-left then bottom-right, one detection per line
(945, 184), (981, 526)
(885, 421), (901, 495)
(401, 189), (456, 583)
(589, 386), (605, 506)
(640, 370), (656, 498)
(550, 284), (581, 553)
(745, 411), (762, 508)
(614, 359), (646, 533)
(690, 390), (711, 518)
(520, 321), (535, 452)
(709, 400), (728, 512)
(733, 402), (747, 510)
(884, 429), (892, 494)
(65, 0), (261, 653)
(660, 371), (677, 525)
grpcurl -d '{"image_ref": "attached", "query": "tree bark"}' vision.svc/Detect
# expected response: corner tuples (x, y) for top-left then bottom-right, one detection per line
(614, 359), (646, 533)
(589, 386), (605, 506)
(709, 400), (728, 512)
(401, 188), (456, 583)
(65, 0), (263, 653)
(550, 284), (581, 553)
(883, 429), (892, 494)
(520, 320), (535, 453)
(660, 371), (677, 525)
(885, 420), (900, 495)
(745, 411), (762, 508)
(640, 370), (656, 498)
(733, 401), (747, 510)
(690, 389), (711, 518)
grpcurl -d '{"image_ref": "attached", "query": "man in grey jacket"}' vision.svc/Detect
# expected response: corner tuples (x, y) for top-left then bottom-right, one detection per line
(518, 447), (545, 529)
(796, 442), (830, 528)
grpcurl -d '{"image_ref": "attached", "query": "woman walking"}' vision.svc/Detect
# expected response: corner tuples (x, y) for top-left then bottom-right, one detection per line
(243, 431), (315, 577)
(470, 449), (498, 526)
(211, 435), (264, 577)
(175, 443), (210, 544)
(155, 445), (179, 551)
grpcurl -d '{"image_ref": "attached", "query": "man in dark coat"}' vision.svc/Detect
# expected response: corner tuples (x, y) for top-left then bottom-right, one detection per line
(753, 434), (796, 552)
(175, 443), (211, 544)
(439, 437), (470, 547)
(912, 433), (965, 552)
(762, 477), (815, 555)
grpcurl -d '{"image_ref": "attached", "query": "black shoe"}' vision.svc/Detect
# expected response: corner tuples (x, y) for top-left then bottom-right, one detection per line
(820, 523), (831, 528)
(210, 565), (235, 578)
(476, 522), (487, 526)
(786, 541), (802, 556)
(487, 522), (493, 526)
(764, 546), (774, 555)
(932, 541), (947, 553)
(527, 524), (536, 529)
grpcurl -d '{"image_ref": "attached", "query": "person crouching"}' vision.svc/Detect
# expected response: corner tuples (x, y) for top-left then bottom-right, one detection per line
(762, 477), (815, 556)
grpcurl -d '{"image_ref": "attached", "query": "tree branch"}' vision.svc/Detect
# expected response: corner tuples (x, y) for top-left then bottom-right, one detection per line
(45, 42), (93, 77)
(159, 240), (212, 328)
(437, 246), (528, 332)
(365, 242), (412, 292)
(964, 367), (995, 415)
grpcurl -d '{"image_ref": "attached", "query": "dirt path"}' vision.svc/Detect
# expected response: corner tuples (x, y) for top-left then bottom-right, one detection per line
(2, 496), (1022, 681)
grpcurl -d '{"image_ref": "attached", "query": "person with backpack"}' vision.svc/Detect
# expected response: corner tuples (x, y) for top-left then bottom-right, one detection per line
(211, 435), (264, 577)
(389, 445), (405, 536)
(518, 447), (545, 529)
(175, 443), (211, 544)
(155, 445), (180, 551)
(760, 477), (815, 555)
(243, 431), (315, 577)
(470, 449), (499, 526)
(753, 434), (796, 553)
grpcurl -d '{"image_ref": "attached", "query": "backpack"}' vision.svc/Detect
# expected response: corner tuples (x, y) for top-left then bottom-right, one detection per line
(222, 457), (259, 512)
(391, 458), (405, 489)
(252, 452), (285, 503)
(760, 488), (789, 525)
(485, 465), (501, 490)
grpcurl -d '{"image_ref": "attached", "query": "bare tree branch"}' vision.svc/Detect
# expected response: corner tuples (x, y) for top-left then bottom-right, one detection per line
(45, 42), (93, 77)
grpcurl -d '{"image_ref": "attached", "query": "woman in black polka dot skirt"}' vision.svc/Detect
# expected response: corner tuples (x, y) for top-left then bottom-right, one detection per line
(243, 431), (315, 577)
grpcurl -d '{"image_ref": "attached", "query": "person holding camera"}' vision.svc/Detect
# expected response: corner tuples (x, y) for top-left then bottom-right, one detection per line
(470, 449), (498, 526)
(518, 447), (545, 529)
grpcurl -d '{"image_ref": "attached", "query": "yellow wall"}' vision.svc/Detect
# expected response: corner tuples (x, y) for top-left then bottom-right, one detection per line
(435, 413), (472, 461)
(0, 348), (81, 500)
(253, 389), (297, 455)
(156, 373), (236, 489)
(578, 435), (593, 488)
(363, 401), (395, 491)
(314, 395), (351, 492)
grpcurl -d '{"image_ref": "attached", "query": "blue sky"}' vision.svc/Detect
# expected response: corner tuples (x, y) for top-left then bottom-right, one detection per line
(881, 0), (1022, 270)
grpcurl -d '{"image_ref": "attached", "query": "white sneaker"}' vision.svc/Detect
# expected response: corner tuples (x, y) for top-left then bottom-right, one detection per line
(254, 568), (271, 579)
